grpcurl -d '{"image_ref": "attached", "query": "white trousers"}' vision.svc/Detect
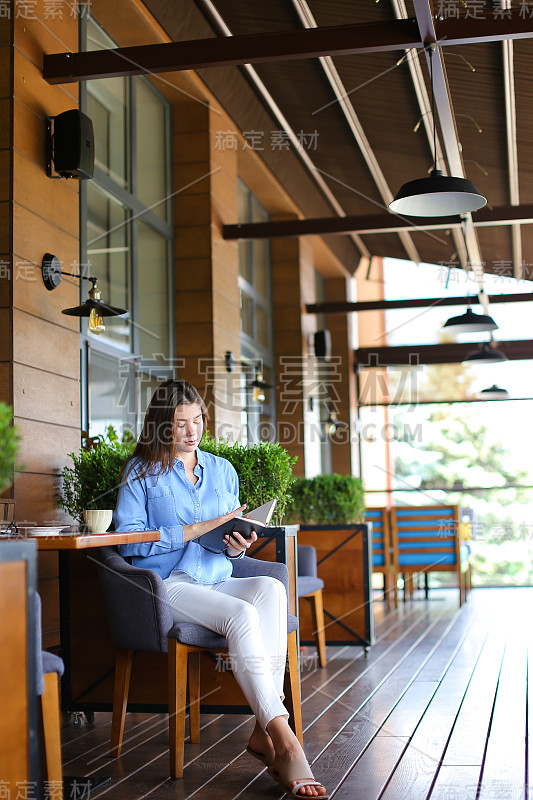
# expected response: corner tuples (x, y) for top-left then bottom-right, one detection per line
(163, 572), (288, 731)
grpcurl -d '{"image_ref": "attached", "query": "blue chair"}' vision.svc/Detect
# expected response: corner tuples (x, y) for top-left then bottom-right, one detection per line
(297, 545), (326, 667)
(95, 546), (302, 779)
(365, 508), (395, 608)
(35, 593), (65, 795)
(390, 505), (472, 606)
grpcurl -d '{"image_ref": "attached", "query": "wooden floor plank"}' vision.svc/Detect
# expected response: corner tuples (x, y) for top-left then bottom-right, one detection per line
(332, 735), (408, 800)
(442, 631), (505, 767)
(477, 630), (528, 799)
(428, 764), (481, 800)
(52, 589), (533, 800)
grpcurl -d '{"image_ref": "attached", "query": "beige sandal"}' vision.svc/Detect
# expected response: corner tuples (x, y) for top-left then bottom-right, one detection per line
(246, 744), (276, 769)
(268, 758), (329, 798)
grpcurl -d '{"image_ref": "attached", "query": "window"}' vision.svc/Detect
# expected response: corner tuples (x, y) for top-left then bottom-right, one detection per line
(237, 180), (275, 444)
(80, 17), (173, 438)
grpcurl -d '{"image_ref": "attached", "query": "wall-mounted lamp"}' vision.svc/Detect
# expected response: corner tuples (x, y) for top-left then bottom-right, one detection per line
(324, 411), (349, 438)
(42, 253), (128, 335)
(224, 352), (276, 403)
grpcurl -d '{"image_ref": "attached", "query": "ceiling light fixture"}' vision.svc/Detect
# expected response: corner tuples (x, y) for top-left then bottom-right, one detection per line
(442, 306), (498, 334)
(463, 342), (508, 364)
(41, 253), (128, 335)
(477, 385), (509, 400)
(389, 44), (487, 217)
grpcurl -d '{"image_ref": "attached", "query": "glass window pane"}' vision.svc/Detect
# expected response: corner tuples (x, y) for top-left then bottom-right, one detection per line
(87, 183), (131, 350)
(87, 20), (129, 189)
(89, 350), (134, 438)
(135, 79), (169, 220)
(255, 304), (270, 349)
(240, 291), (253, 338)
(237, 180), (249, 223)
(239, 240), (252, 283)
(137, 221), (170, 363)
(253, 239), (269, 298)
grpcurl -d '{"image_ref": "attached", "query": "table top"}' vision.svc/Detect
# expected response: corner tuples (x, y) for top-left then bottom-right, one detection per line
(13, 529), (160, 551)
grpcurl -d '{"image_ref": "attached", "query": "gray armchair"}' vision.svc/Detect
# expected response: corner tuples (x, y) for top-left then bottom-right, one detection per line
(297, 545), (327, 668)
(95, 546), (301, 779)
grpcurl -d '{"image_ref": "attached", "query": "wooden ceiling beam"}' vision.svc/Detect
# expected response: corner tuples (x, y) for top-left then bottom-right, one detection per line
(355, 339), (533, 367)
(222, 203), (533, 240)
(306, 292), (533, 315)
(43, 14), (533, 84)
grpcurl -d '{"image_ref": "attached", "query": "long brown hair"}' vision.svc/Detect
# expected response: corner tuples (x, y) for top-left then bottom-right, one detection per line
(127, 380), (207, 481)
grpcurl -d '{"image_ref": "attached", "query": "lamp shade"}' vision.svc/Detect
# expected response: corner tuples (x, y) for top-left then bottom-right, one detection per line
(477, 385), (509, 400)
(389, 169), (487, 217)
(442, 307), (498, 334)
(463, 342), (507, 364)
(61, 299), (128, 318)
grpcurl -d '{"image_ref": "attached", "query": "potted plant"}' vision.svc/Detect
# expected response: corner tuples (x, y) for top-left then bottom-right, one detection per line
(199, 432), (298, 525)
(58, 426), (135, 529)
(0, 402), (20, 494)
(283, 473), (373, 650)
(283, 474), (365, 525)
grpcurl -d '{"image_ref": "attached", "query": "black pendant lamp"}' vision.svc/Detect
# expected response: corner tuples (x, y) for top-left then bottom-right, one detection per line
(463, 342), (507, 364)
(442, 306), (498, 334)
(477, 385), (509, 400)
(42, 253), (128, 335)
(389, 45), (487, 217)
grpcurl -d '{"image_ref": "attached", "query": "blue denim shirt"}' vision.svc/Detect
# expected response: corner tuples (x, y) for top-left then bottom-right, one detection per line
(113, 448), (241, 582)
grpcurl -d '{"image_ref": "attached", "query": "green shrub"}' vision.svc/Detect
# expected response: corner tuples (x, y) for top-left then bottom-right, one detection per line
(284, 473), (365, 525)
(0, 403), (19, 494)
(200, 432), (298, 526)
(58, 426), (136, 523)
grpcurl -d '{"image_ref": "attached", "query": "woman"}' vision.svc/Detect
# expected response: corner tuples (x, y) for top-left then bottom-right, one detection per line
(114, 379), (327, 798)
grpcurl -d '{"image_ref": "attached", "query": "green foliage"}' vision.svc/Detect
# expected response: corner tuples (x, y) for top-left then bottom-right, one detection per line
(284, 473), (365, 525)
(0, 403), (19, 495)
(200, 432), (297, 526)
(58, 426), (136, 523)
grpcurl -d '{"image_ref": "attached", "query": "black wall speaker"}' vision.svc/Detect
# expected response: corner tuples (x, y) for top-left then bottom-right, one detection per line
(314, 329), (332, 360)
(51, 109), (94, 179)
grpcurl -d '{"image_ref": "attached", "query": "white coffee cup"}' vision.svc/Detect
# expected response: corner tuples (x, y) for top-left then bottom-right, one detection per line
(83, 509), (113, 533)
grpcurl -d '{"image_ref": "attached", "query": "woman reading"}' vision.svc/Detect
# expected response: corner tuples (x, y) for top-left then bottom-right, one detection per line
(113, 379), (327, 798)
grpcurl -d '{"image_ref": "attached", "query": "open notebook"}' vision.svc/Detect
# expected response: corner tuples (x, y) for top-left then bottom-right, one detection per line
(197, 499), (277, 554)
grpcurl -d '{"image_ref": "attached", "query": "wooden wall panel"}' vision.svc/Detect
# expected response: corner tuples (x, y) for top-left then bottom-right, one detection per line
(16, 418), (80, 476)
(0, 255), (11, 307)
(13, 472), (72, 526)
(0, 97), (11, 148)
(14, 4), (78, 68)
(0, 46), (10, 99)
(326, 278), (357, 476)
(0, 307), (10, 362)
(13, 363), (79, 428)
(13, 149), (78, 237)
(0, 202), (10, 253)
(13, 309), (78, 379)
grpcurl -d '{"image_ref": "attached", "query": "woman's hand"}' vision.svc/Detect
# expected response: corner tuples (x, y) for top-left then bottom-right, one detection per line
(183, 504), (247, 543)
(224, 528), (258, 557)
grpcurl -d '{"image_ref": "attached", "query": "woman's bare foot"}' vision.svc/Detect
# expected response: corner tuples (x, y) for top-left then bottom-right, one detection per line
(266, 716), (327, 798)
(247, 720), (275, 766)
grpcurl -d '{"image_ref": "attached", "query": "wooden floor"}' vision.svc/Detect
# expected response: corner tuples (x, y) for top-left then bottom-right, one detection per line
(60, 587), (533, 800)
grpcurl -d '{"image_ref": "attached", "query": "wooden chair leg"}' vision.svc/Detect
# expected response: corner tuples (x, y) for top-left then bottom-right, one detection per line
(307, 590), (327, 668)
(188, 651), (200, 743)
(382, 574), (390, 609)
(284, 631), (303, 746)
(40, 673), (63, 799)
(110, 649), (132, 758)
(168, 639), (189, 779)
